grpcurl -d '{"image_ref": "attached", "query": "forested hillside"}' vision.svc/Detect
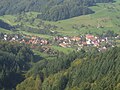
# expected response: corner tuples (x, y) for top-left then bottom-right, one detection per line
(0, 39), (120, 90)
(0, 41), (35, 90)
(16, 47), (120, 90)
(0, 0), (114, 21)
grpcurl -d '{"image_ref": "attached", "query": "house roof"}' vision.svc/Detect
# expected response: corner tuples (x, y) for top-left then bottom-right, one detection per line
(71, 37), (81, 41)
(86, 34), (95, 40)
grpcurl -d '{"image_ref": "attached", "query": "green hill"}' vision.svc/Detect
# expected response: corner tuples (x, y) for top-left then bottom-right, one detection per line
(0, 0), (113, 21)
(0, 0), (120, 36)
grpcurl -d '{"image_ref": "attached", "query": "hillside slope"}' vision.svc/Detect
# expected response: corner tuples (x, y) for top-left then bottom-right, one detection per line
(16, 47), (120, 90)
(1, 0), (120, 36)
(0, 0), (113, 21)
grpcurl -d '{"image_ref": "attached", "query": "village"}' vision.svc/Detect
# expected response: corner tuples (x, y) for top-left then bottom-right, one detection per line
(53, 34), (119, 51)
(0, 32), (119, 52)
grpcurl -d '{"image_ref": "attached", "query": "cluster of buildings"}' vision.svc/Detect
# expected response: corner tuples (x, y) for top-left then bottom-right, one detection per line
(53, 34), (119, 51)
(0, 33), (49, 46)
(0, 33), (119, 52)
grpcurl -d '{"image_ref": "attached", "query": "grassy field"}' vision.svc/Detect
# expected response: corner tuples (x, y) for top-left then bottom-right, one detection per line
(0, 28), (13, 34)
(18, 31), (53, 39)
(45, 0), (120, 35)
(51, 45), (74, 54)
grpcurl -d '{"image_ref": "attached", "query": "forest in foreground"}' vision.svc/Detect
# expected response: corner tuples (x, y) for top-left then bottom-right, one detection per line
(0, 40), (120, 90)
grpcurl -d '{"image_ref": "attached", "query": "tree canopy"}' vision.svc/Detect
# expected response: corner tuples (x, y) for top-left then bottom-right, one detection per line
(16, 47), (120, 90)
(0, 41), (34, 90)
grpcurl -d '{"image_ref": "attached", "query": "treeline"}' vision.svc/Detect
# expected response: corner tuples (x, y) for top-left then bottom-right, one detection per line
(0, 20), (14, 30)
(34, 0), (114, 21)
(0, 41), (34, 90)
(37, 4), (94, 21)
(16, 47), (120, 90)
(0, 0), (114, 21)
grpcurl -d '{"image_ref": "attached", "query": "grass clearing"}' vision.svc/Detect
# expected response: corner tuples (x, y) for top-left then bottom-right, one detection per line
(18, 31), (53, 39)
(51, 45), (74, 54)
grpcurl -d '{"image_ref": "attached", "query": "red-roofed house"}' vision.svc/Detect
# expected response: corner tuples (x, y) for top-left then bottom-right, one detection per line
(86, 34), (95, 40)
(71, 36), (81, 41)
